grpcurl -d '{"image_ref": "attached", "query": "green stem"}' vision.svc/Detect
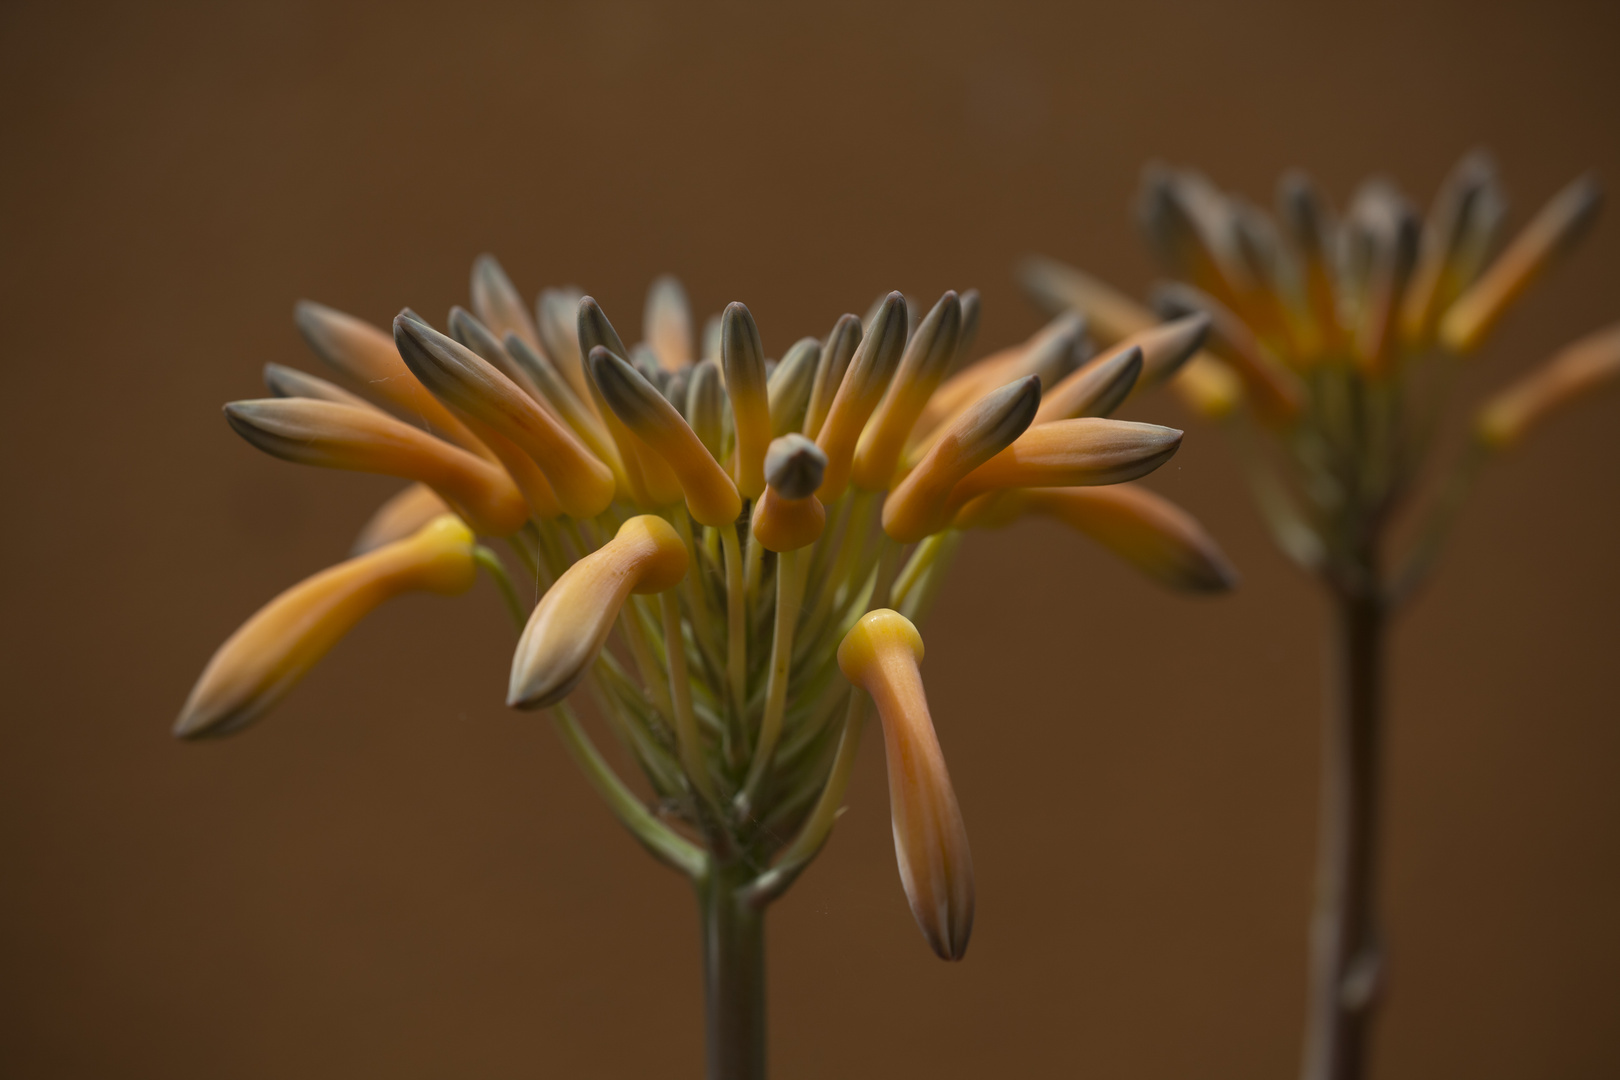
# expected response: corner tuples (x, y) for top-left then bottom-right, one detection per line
(699, 860), (768, 1080)
(550, 703), (705, 880)
(719, 525), (749, 742)
(473, 546), (528, 630)
(1300, 582), (1386, 1080)
(661, 590), (719, 806)
(741, 548), (806, 804)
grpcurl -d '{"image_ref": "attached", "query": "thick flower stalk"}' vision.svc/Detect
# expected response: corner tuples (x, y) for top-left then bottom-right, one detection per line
(178, 258), (1234, 1079)
(1025, 152), (1618, 1080)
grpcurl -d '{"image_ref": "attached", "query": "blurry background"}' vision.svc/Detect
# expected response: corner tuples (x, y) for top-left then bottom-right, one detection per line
(3, 1), (1617, 1076)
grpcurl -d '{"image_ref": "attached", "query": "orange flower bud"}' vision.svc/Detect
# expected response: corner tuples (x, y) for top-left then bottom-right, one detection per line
(508, 516), (689, 709)
(224, 398), (529, 536)
(175, 516), (478, 739)
(838, 610), (973, 961)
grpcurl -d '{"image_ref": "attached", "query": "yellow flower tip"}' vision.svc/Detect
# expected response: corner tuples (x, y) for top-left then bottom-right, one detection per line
(837, 610), (974, 962)
(722, 302), (773, 499)
(753, 435), (829, 551)
(883, 376), (1042, 544)
(852, 291), (963, 491)
(1474, 320), (1620, 449)
(175, 515), (477, 741)
(644, 274), (695, 371)
(393, 315), (616, 519)
(1170, 354), (1243, 418)
(223, 397), (529, 536)
(351, 483), (453, 556)
(507, 515), (688, 710)
(815, 292), (909, 502)
(1439, 173), (1604, 354)
(470, 254), (542, 352)
(588, 345), (741, 528)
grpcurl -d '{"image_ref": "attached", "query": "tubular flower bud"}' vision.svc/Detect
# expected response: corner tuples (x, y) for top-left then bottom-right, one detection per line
(536, 286), (595, 407)
(722, 302), (773, 499)
(1121, 313), (1212, 392)
(1035, 345), (1143, 424)
(470, 254), (543, 353)
(580, 296), (685, 508)
(959, 485), (1238, 593)
(917, 311), (1083, 441)
(263, 363), (376, 410)
(804, 313), (862, 440)
(852, 291), (963, 491)
(945, 417), (1183, 516)
(768, 337), (822, 437)
(394, 316), (616, 518)
(448, 306), (547, 405)
(508, 516), (689, 710)
(837, 610), (974, 961)
(224, 398), (529, 536)
(1400, 150), (1499, 346)
(1151, 281), (1303, 423)
(589, 346), (742, 528)
(1016, 258), (1243, 418)
(954, 289), (982, 370)
(644, 274), (695, 371)
(753, 435), (828, 552)
(1476, 321), (1620, 448)
(293, 300), (491, 457)
(502, 332), (625, 478)
(352, 484), (453, 555)
(686, 359), (729, 462)
(815, 292), (909, 501)
(176, 516), (478, 739)
(883, 377), (1042, 544)
(1440, 174), (1604, 354)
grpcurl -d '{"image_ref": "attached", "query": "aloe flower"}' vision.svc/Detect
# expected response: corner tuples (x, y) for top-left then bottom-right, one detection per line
(178, 258), (1233, 1079)
(1025, 152), (1617, 1080)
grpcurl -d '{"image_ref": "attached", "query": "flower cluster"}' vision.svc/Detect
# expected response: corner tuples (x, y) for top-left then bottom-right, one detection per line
(178, 257), (1234, 965)
(1023, 153), (1617, 595)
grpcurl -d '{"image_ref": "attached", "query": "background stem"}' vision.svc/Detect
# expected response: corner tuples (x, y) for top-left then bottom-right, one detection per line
(1301, 582), (1386, 1080)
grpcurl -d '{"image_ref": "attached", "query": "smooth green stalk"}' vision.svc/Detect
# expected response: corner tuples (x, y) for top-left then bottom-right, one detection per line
(662, 590), (720, 806)
(551, 702), (705, 880)
(741, 549), (808, 805)
(719, 524), (749, 737)
(473, 545), (527, 630)
(699, 859), (767, 1080)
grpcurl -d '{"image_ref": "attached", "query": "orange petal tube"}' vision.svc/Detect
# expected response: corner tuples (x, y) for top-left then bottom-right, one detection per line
(814, 293), (910, 502)
(851, 291), (963, 491)
(175, 515), (478, 739)
(292, 300), (489, 457)
(394, 317), (615, 519)
(838, 610), (974, 961)
(958, 484), (1238, 593)
(351, 484), (453, 555)
(1476, 320), (1620, 448)
(507, 516), (689, 710)
(943, 417), (1183, 519)
(722, 302), (773, 500)
(882, 376), (1042, 544)
(589, 346), (742, 528)
(223, 398), (529, 536)
(1439, 174), (1603, 354)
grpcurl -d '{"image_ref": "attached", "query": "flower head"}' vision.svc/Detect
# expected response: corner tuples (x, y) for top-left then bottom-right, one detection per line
(181, 255), (1225, 964)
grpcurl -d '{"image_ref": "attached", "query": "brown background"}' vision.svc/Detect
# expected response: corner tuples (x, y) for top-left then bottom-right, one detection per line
(3, 0), (1617, 1076)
